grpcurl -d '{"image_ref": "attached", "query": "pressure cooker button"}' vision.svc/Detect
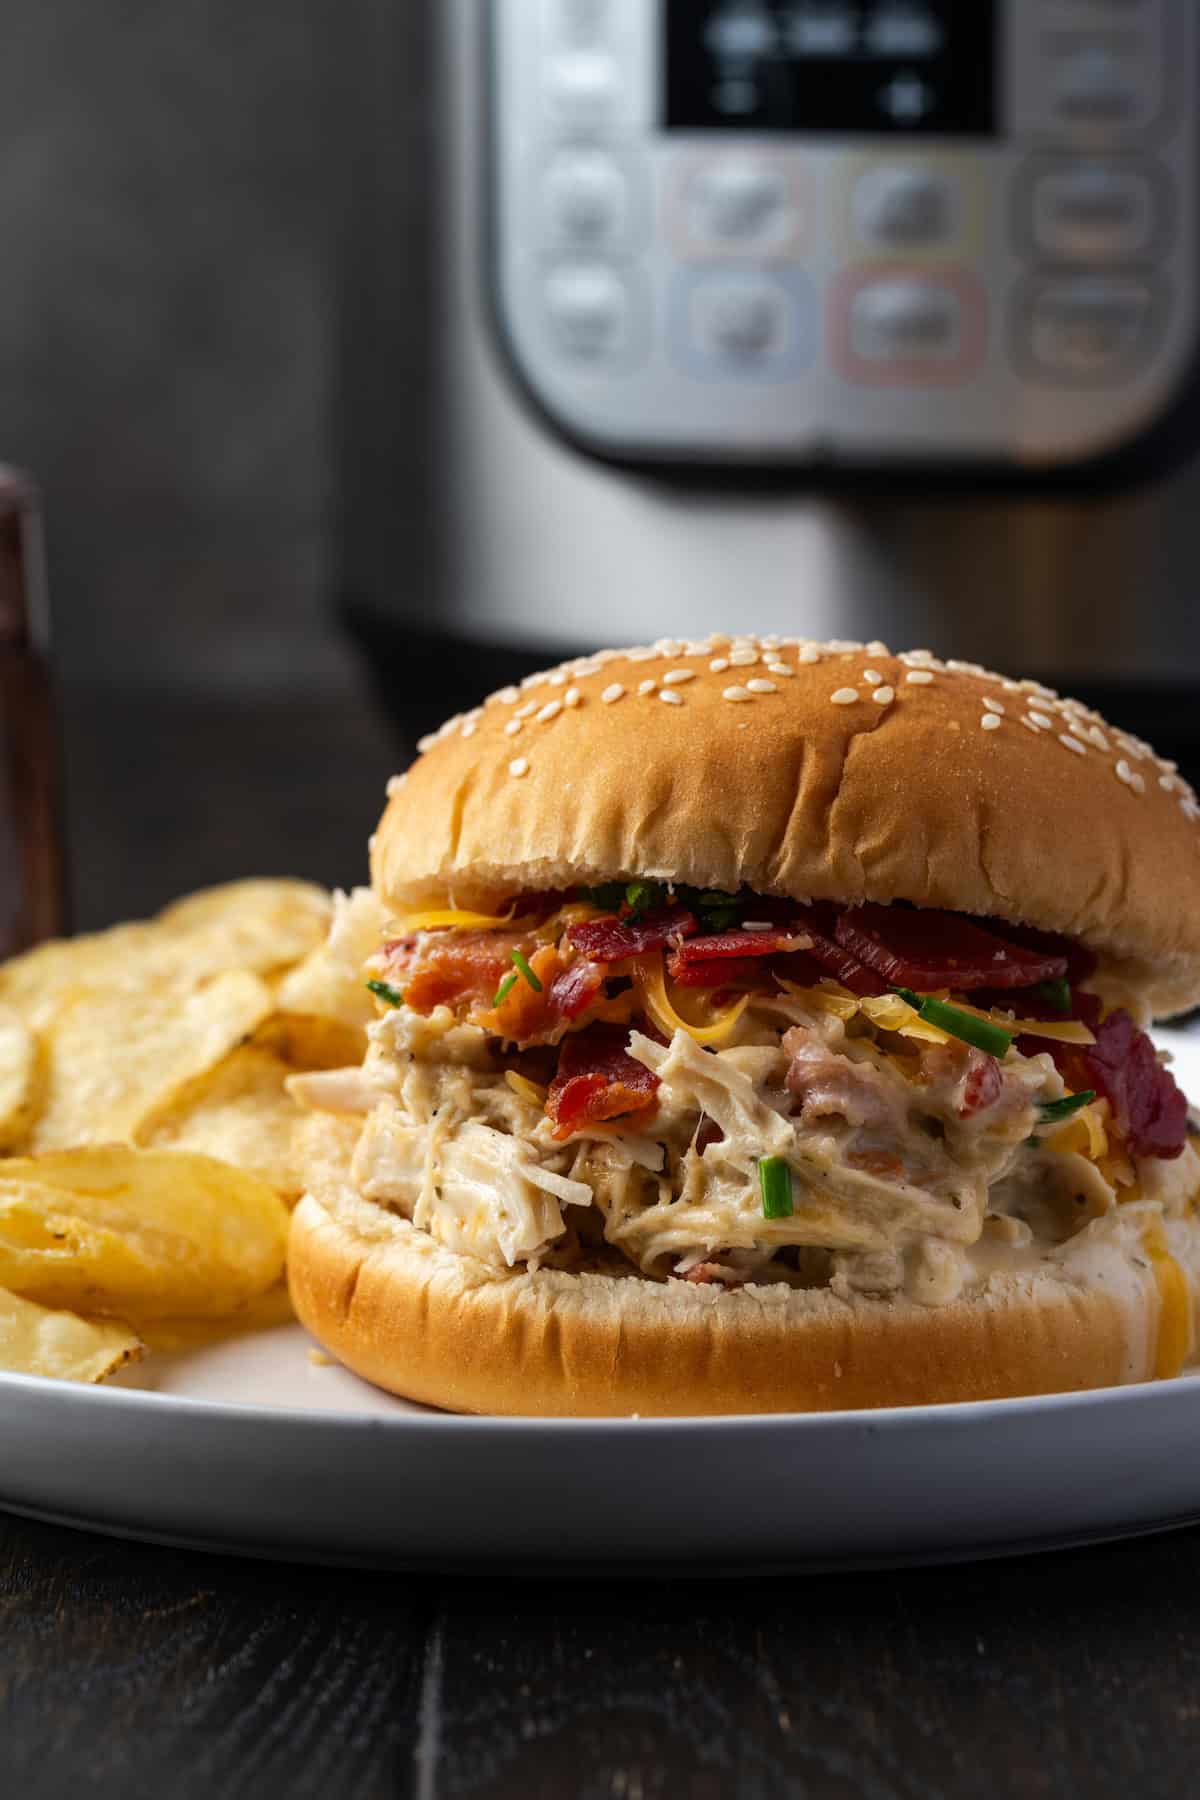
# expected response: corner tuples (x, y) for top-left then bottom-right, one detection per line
(1029, 161), (1160, 262)
(692, 278), (787, 357)
(854, 166), (957, 250)
(543, 263), (632, 359)
(1051, 43), (1157, 129)
(542, 153), (630, 249)
(849, 278), (962, 363)
(545, 49), (620, 132)
(690, 162), (789, 246)
(1023, 276), (1158, 379)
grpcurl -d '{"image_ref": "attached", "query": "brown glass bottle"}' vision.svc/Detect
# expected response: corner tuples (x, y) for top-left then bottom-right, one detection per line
(0, 468), (66, 957)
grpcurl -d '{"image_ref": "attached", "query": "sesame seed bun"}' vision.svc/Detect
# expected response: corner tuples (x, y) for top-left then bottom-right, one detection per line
(289, 1185), (1200, 1416)
(372, 639), (1200, 1018)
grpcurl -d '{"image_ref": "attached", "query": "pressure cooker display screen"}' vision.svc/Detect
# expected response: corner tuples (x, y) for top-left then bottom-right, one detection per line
(664, 1), (997, 136)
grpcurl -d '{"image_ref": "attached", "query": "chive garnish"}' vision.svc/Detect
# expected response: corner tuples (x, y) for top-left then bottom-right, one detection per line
(758, 1155), (794, 1220)
(510, 948), (542, 993)
(492, 971), (519, 1008)
(1036, 1090), (1096, 1126)
(1036, 977), (1072, 1015)
(624, 880), (664, 916)
(365, 978), (404, 1007)
(582, 881), (625, 910)
(895, 988), (1013, 1059)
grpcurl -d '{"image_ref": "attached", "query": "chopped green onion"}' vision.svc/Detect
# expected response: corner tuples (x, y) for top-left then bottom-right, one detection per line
(365, 978), (404, 1007)
(1036, 1090), (1096, 1126)
(894, 988), (1013, 1059)
(1036, 977), (1072, 1015)
(758, 1155), (794, 1220)
(492, 971), (519, 1008)
(510, 948), (542, 993)
(624, 880), (664, 916)
(582, 882), (625, 911)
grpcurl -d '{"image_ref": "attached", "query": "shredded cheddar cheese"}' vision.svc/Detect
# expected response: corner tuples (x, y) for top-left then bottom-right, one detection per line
(633, 953), (749, 1047)
(1143, 1222), (1194, 1379)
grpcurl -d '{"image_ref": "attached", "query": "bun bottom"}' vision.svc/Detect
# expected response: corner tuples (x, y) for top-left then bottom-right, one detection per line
(287, 1187), (1198, 1416)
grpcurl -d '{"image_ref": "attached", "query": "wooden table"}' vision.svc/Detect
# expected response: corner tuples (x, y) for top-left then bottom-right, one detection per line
(3, 683), (1199, 1799)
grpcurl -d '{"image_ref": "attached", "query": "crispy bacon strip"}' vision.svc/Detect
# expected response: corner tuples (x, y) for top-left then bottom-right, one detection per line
(382, 930), (524, 1014)
(672, 928), (813, 986)
(789, 908), (889, 997)
(566, 908), (698, 963)
(547, 958), (606, 1020)
(1032, 997), (1188, 1160)
(834, 904), (1068, 992)
(546, 1024), (659, 1140)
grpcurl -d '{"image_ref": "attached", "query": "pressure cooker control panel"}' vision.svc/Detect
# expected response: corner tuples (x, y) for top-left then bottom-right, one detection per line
(487, 0), (1197, 468)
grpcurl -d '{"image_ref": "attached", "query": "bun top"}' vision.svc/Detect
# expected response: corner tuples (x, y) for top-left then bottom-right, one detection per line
(371, 637), (1200, 1017)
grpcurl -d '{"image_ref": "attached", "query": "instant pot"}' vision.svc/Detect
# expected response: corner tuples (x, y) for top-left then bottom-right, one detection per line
(339, 0), (1200, 762)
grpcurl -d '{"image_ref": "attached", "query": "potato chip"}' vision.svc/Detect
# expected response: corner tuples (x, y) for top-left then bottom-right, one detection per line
(275, 886), (384, 1030)
(0, 1146), (289, 1318)
(0, 881), (331, 1031)
(31, 969), (274, 1152)
(0, 1005), (41, 1152)
(139, 1044), (306, 1200)
(0, 1285), (143, 1382)
(156, 879), (332, 980)
(255, 1011), (367, 1071)
(0, 921), (161, 1028)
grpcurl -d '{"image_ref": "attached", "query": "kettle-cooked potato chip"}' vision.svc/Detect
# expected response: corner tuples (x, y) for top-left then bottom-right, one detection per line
(139, 1044), (306, 1200)
(0, 1005), (40, 1152)
(32, 969), (274, 1152)
(0, 1285), (143, 1382)
(275, 886), (384, 1031)
(0, 1146), (289, 1318)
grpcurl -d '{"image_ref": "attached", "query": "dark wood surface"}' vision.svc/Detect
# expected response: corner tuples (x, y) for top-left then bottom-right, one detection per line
(4, 682), (1200, 1800)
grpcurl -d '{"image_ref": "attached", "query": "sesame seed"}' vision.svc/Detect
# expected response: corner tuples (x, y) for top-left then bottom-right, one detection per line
(746, 678), (777, 694)
(547, 671), (566, 687)
(564, 687), (581, 708)
(1160, 774), (1178, 792)
(514, 700), (537, 720)
(1116, 759), (1134, 785)
(723, 685), (753, 702)
(662, 668), (696, 685)
(862, 669), (883, 686)
(1029, 711), (1053, 731)
(461, 720), (478, 738)
(872, 686), (895, 705)
(601, 683), (625, 704)
(683, 639), (713, 656)
(386, 774), (407, 797)
(1001, 680), (1022, 693)
(655, 638), (682, 656)
(983, 698), (1005, 715)
(762, 635), (781, 649)
(798, 646), (822, 664)
(1130, 770), (1146, 793)
(831, 688), (859, 706)
(905, 670), (934, 686)
(367, 833), (377, 854)
(866, 640), (890, 657)
(491, 685), (519, 705)
(729, 648), (759, 667)
(504, 719), (523, 738)
(1020, 718), (1040, 735)
(766, 663), (795, 678)
(901, 649), (934, 665)
(1158, 758), (1179, 773)
(980, 714), (1002, 733)
(536, 700), (562, 723)
(417, 733), (438, 753)
(628, 646), (656, 662)
(1182, 798), (1200, 822)
(741, 921), (774, 932)
(659, 689), (684, 706)
(1059, 734), (1087, 756)
(509, 757), (529, 778)
(709, 658), (730, 674)
(638, 679), (656, 696)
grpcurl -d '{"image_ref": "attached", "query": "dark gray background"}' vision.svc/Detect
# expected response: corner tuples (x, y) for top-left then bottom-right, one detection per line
(2, 0), (429, 696)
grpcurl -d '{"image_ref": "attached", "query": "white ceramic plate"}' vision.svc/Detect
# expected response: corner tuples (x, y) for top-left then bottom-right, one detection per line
(2, 1031), (1198, 1571)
